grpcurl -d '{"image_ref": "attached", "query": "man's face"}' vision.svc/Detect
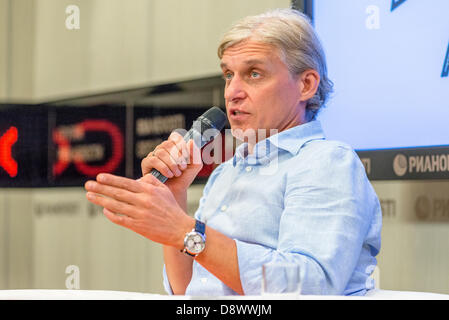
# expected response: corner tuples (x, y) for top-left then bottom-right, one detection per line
(220, 39), (305, 143)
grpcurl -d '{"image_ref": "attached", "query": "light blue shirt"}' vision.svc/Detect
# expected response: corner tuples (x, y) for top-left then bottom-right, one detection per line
(163, 120), (382, 296)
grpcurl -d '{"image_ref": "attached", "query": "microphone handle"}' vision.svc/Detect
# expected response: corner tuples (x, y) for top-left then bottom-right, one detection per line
(149, 128), (203, 183)
(150, 169), (169, 183)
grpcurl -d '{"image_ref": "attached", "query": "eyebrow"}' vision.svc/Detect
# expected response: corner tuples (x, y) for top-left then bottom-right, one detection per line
(220, 59), (266, 70)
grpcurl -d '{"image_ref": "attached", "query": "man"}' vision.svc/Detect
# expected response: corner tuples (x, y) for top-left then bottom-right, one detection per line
(85, 9), (382, 296)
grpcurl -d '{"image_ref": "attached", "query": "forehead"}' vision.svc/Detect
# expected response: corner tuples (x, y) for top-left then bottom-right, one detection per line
(220, 39), (282, 68)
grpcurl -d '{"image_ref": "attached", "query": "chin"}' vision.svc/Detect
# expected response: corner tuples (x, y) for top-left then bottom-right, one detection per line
(230, 126), (259, 144)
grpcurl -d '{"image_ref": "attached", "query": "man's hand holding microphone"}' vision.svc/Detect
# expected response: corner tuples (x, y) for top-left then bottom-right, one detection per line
(84, 107), (226, 250)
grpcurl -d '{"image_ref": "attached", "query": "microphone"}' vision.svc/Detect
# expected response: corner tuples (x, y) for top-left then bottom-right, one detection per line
(149, 106), (227, 183)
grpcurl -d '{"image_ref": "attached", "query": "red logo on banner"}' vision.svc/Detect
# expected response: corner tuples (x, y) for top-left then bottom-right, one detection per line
(53, 119), (124, 177)
(0, 126), (18, 177)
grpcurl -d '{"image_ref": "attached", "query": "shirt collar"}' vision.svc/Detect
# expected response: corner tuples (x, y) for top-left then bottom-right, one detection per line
(268, 120), (326, 155)
(232, 120), (326, 166)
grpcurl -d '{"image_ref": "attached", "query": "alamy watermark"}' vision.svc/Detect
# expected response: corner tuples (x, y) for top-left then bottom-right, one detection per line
(65, 5), (80, 30)
(161, 127), (280, 175)
(65, 265), (80, 289)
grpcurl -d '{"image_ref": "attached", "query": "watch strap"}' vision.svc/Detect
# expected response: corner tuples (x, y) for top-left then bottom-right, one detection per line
(195, 219), (206, 236)
(183, 249), (196, 257)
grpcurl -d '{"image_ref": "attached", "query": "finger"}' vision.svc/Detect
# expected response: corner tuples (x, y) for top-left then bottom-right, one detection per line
(103, 207), (133, 229)
(153, 147), (183, 177)
(95, 173), (144, 193)
(169, 130), (184, 140)
(141, 140), (181, 178)
(169, 132), (189, 157)
(86, 191), (139, 219)
(85, 180), (143, 207)
(141, 133), (188, 176)
(139, 172), (164, 187)
(187, 139), (203, 166)
(169, 132), (189, 169)
(141, 154), (175, 178)
(161, 138), (189, 167)
(168, 130), (185, 146)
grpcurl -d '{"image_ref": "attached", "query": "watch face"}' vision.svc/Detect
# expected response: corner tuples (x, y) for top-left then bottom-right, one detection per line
(185, 232), (205, 254)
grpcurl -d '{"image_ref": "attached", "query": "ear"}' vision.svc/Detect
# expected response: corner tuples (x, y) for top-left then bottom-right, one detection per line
(298, 69), (320, 102)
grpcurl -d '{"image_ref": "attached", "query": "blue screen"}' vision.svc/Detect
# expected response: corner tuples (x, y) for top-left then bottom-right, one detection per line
(314, 0), (449, 150)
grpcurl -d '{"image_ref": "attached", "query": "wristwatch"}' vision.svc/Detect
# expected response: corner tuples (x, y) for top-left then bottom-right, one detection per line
(182, 220), (206, 257)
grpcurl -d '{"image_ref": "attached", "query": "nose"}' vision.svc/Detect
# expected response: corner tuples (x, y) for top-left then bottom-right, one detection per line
(224, 75), (247, 104)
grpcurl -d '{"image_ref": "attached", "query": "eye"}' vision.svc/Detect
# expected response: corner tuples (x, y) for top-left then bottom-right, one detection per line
(222, 72), (233, 81)
(250, 71), (261, 79)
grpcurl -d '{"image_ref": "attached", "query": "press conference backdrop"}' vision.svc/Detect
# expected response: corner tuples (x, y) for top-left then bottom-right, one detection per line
(1, 0), (294, 294)
(0, 105), (223, 292)
(0, 106), (222, 188)
(314, 0), (449, 293)
(1, 0), (448, 295)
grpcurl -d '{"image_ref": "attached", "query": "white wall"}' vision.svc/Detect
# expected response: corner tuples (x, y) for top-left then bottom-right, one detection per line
(1, 190), (34, 289)
(0, 0), (8, 100)
(373, 180), (449, 294)
(0, 0), (36, 102)
(0, 188), (167, 293)
(147, 0), (290, 84)
(0, 191), (7, 288)
(0, 184), (205, 293)
(1, 0), (291, 103)
(32, 0), (152, 100)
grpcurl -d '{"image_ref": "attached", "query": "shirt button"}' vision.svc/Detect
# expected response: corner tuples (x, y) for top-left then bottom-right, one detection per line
(245, 166), (252, 172)
(220, 205), (227, 212)
(201, 277), (208, 284)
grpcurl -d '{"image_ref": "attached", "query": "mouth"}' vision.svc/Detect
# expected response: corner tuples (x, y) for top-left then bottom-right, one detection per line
(229, 108), (250, 117)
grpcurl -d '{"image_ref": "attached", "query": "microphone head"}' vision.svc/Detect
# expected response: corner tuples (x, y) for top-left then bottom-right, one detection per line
(198, 106), (227, 132)
(182, 107), (227, 147)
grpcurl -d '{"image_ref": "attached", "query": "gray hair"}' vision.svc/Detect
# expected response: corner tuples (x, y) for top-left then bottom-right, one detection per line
(218, 8), (333, 121)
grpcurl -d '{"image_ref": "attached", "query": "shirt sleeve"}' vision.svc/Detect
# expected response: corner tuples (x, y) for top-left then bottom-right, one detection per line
(235, 143), (380, 295)
(162, 163), (226, 295)
(162, 264), (174, 295)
